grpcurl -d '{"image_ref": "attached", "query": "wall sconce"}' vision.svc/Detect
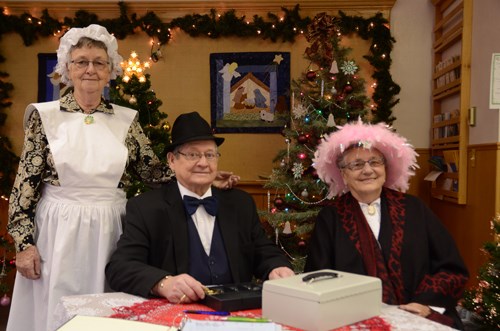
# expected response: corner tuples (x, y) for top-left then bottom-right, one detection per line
(468, 106), (476, 127)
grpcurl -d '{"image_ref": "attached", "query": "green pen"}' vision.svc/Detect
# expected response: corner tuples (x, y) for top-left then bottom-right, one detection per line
(225, 316), (270, 323)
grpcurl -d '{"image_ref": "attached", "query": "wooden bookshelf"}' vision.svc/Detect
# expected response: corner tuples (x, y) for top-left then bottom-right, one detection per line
(430, 0), (471, 204)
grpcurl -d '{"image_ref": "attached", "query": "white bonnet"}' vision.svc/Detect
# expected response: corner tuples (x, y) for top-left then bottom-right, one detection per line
(54, 24), (123, 86)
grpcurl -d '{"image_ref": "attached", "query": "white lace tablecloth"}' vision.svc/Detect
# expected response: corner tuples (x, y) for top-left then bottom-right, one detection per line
(54, 292), (455, 330)
(53, 292), (147, 330)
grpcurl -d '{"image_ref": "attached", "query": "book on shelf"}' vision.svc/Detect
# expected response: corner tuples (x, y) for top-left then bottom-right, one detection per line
(442, 150), (459, 172)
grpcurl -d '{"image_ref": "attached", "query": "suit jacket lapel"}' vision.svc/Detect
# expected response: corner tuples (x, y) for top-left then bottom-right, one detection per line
(164, 182), (190, 274)
(213, 188), (240, 282)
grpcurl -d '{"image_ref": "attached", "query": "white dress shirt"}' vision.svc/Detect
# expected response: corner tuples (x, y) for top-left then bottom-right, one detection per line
(178, 183), (216, 255)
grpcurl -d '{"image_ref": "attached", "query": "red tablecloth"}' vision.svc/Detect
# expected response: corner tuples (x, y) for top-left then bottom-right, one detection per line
(109, 298), (392, 330)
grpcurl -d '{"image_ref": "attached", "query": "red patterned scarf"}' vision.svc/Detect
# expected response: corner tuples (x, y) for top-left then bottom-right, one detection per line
(334, 188), (406, 304)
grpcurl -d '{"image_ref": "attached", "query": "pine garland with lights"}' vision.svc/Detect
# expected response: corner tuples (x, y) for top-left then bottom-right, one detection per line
(462, 214), (500, 330)
(260, 12), (397, 272)
(0, 3), (398, 123)
(109, 52), (170, 198)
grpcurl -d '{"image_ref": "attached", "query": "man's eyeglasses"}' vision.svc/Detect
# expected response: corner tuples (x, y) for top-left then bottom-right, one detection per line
(341, 157), (385, 171)
(176, 151), (221, 162)
(70, 60), (110, 71)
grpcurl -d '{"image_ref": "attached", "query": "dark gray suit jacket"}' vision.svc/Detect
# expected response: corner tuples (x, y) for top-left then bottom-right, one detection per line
(106, 181), (291, 297)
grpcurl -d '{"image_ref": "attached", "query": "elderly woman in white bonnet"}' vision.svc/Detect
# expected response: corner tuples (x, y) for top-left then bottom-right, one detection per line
(304, 119), (469, 330)
(6, 24), (191, 331)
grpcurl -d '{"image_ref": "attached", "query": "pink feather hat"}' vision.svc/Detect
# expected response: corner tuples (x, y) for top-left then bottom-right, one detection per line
(313, 118), (419, 198)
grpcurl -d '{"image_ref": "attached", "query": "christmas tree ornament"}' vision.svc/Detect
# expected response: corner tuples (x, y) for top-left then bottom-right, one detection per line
(280, 159), (286, 167)
(292, 162), (304, 179)
(129, 95), (137, 104)
(331, 86), (337, 95)
(344, 82), (353, 94)
(283, 221), (292, 234)
(161, 121), (170, 131)
(297, 134), (308, 144)
(306, 71), (317, 81)
(301, 189), (309, 198)
(340, 60), (358, 75)
(329, 60), (339, 74)
(274, 197), (284, 208)
(0, 294), (10, 306)
(327, 113), (336, 127)
(292, 103), (308, 119)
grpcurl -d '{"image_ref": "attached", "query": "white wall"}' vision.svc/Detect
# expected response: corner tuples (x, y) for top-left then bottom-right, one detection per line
(390, 0), (434, 148)
(470, 0), (500, 144)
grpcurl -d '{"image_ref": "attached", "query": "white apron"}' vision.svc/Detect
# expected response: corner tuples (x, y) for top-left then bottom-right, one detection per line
(7, 101), (136, 331)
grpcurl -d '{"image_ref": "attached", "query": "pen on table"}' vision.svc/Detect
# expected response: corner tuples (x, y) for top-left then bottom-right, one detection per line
(183, 310), (230, 316)
(225, 316), (270, 323)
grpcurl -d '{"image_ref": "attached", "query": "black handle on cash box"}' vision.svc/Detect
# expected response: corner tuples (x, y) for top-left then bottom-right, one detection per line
(302, 271), (338, 284)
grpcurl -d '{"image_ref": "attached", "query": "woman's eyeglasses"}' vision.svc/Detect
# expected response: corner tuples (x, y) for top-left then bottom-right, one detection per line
(70, 60), (110, 71)
(341, 157), (385, 171)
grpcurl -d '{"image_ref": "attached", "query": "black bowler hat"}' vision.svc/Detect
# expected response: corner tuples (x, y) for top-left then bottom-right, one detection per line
(166, 112), (224, 152)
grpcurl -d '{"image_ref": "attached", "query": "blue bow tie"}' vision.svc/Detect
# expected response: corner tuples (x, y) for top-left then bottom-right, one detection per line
(183, 195), (218, 216)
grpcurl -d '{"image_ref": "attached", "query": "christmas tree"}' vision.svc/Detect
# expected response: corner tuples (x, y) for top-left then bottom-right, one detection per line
(462, 213), (500, 330)
(260, 12), (394, 272)
(109, 51), (171, 198)
(0, 235), (15, 307)
(0, 53), (17, 307)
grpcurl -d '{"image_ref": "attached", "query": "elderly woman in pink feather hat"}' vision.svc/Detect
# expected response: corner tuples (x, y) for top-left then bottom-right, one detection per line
(304, 119), (469, 330)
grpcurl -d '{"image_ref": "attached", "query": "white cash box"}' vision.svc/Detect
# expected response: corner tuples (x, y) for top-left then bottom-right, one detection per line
(262, 269), (382, 331)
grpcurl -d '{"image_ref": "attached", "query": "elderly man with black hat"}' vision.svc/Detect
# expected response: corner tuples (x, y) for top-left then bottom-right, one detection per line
(106, 111), (294, 303)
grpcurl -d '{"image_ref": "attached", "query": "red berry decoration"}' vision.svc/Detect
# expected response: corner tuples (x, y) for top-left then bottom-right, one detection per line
(306, 71), (317, 81)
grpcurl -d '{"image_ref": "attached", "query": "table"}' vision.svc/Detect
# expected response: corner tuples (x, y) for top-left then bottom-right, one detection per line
(54, 292), (456, 331)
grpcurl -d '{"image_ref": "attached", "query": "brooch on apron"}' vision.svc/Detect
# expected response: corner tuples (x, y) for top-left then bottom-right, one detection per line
(84, 115), (94, 124)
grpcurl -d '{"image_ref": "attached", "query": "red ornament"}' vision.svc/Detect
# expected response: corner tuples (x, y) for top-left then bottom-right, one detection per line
(298, 240), (306, 247)
(344, 83), (353, 94)
(274, 197), (284, 209)
(297, 134), (308, 144)
(0, 294), (11, 306)
(306, 71), (317, 81)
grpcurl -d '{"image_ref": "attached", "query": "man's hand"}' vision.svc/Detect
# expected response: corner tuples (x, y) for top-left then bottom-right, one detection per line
(154, 274), (206, 304)
(15, 245), (41, 280)
(268, 267), (295, 280)
(214, 171), (240, 190)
